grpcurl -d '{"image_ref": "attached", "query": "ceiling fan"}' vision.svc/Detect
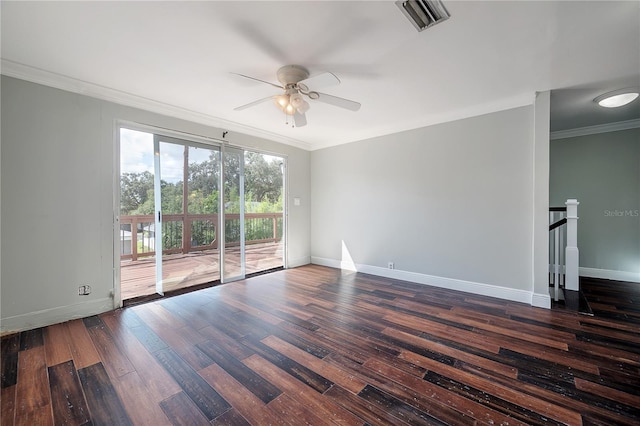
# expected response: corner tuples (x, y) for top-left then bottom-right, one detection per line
(232, 65), (361, 127)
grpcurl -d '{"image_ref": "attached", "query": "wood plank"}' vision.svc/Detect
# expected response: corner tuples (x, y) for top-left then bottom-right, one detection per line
(132, 306), (214, 370)
(398, 350), (582, 425)
(381, 327), (518, 379)
(197, 340), (281, 404)
(267, 393), (338, 426)
(14, 346), (51, 425)
(43, 323), (72, 367)
(112, 371), (172, 425)
(18, 328), (44, 351)
(243, 354), (363, 426)
(324, 385), (411, 426)
(1, 385), (16, 426)
(199, 362), (286, 425)
(101, 310), (181, 401)
(159, 297), (214, 330)
(1, 334), (19, 388)
(455, 353), (640, 426)
(13, 404), (53, 426)
(239, 339), (333, 394)
(154, 347), (230, 421)
(159, 391), (212, 426)
(77, 362), (132, 426)
(382, 310), (502, 354)
(198, 325), (256, 360)
(357, 384), (449, 425)
(65, 319), (101, 369)
(360, 357), (528, 426)
(261, 335), (366, 394)
(83, 316), (135, 379)
(210, 407), (251, 426)
(48, 360), (91, 426)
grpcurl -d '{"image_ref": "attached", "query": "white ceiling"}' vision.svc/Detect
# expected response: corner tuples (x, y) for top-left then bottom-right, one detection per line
(2, 1), (639, 150)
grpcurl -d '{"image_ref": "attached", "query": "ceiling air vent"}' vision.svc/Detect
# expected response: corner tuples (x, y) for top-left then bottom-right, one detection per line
(396, 0), (450, 32)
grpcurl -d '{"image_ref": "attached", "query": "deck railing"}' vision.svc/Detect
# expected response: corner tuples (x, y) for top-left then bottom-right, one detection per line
(120, 213), (282, 261)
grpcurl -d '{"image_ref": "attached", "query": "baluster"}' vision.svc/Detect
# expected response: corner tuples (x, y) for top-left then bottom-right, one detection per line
(131, 216), (138, 261)
(549, 211), (555, 292)
(273, 215), (277, 241)
(553, 216), (560, 302)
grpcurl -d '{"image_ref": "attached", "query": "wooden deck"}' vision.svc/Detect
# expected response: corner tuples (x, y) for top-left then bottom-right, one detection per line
(120, 242), (283, 300)
(2, 266), (639, 425)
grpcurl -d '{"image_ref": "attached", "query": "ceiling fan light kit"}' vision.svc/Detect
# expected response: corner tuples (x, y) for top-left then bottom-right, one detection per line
(594, 88), (640, 108)
(233, 64), (361, 128)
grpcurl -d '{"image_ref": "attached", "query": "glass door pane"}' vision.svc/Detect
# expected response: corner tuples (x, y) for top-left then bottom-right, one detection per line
(155, 139), (186, 295)
(244, 151), (285, 274)
(186, 146), (221, 285)
(156, 137), (223, 294)
(221, 147), (245, 282)
(119, 128), (157, 300)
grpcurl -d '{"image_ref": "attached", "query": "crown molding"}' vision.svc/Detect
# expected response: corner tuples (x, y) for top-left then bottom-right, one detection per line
(550, 118), (640, 140)
(1, 59), (312, 151)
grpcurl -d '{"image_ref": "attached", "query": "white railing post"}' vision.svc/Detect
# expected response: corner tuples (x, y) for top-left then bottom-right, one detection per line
(565, 199), (579, 291)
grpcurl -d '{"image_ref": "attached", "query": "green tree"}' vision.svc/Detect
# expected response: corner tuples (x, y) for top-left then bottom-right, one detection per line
(244, 152), (283, 205)
(121, 151), (284, 216)
(120, 171), (154, 215)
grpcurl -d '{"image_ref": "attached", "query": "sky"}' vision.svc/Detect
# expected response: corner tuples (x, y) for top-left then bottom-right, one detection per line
(120, 128), (215, 183)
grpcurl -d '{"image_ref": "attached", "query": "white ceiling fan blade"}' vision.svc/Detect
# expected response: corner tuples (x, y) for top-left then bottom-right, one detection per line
(234, 96), (275, 111)
(314, 92), (361, 111)
(299, 72), (340, 90)
(230, 72), (283, 89)
(293, 111), (307, 127)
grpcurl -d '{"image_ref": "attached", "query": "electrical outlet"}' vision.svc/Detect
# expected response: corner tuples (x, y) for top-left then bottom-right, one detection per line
(78, 285), (91, 296)
(388, 262), (395, 269)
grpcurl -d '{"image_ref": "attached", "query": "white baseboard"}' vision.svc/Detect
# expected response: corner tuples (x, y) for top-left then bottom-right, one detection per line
(311, 256), (341, 269)
(287, 256), (311, 268)
(1, 297), (114, 334)
(579, 267), (640, 283)
(311, 257), (535, 305)
(531, 292), (551, 309)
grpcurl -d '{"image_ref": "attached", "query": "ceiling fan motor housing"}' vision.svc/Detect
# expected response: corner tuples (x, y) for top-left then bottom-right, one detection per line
(277, 65), (310, 86)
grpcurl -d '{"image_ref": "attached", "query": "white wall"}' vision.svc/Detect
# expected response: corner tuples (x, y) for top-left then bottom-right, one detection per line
(550, 128), (640, 282)
(311, 106), (537, 303)
(533, 91), (551, 307)
(0, 76), (310, 333)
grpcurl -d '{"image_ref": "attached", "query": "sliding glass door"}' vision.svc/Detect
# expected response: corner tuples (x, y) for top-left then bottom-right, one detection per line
(154, 136), (222, 294)
(119, 126), (285, 300)
(120, 128), (221, 298)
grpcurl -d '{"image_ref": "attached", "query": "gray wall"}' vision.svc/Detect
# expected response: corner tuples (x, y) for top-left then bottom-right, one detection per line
(310, 106), (536, 299)
(1, 76), (311, 332)
(550, 128), (640, 280)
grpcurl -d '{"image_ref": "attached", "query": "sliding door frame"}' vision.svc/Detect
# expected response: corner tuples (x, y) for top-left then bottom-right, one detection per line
(114, 120), (288, 307)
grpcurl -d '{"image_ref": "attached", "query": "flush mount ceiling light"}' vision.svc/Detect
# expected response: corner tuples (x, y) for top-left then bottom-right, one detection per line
(594, 88), (639, 108)
(396, 0), (450, 32)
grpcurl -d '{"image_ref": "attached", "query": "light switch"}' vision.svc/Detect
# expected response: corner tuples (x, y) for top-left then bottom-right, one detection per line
(294, 197), (301, 206)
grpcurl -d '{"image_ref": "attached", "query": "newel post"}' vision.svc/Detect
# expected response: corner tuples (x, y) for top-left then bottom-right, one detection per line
(565, 199), (579, 291)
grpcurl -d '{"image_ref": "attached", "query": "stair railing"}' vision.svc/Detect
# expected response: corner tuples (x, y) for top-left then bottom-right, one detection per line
(549, 199), (579, 302)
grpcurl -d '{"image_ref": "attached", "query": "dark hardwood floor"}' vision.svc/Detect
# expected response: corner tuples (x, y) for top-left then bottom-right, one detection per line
(2, 265), (639, 425)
